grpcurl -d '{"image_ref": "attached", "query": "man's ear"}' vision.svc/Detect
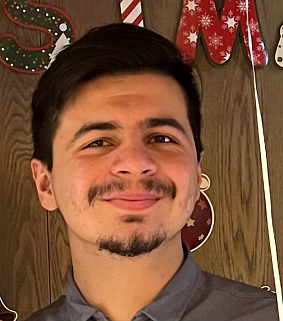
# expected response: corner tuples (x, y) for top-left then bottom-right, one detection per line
(30, 159), (58, 211)
(197, 164), (202, 186)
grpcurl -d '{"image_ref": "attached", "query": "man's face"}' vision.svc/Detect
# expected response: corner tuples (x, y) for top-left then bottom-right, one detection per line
(35, 73), (201, 257)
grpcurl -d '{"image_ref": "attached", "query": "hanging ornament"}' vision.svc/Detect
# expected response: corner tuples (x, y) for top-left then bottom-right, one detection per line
(0, 296), (17, 321)
(176, 0), (267, 66)
(0, 0), (77, 74)
(119, 0), (144, 27)
(275, 25), (283, 67)
(181, 174), (214, 251)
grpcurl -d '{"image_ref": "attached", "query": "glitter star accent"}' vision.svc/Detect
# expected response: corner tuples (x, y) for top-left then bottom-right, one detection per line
(186, 218), (195, 227)
(197, 198), (207, 210)
(206, 218), (212, 226)
(198, 234), (205, 240)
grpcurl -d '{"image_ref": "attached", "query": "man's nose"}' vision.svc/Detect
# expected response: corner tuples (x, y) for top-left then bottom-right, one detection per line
(110, 143), (158, 178)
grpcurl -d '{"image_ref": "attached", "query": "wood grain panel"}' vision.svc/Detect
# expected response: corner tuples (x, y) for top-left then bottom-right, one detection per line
(0, 4), (50, 320)
(192, 0), (281, 290)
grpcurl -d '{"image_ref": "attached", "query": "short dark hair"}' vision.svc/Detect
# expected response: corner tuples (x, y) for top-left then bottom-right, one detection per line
(31, 23), (203, 171)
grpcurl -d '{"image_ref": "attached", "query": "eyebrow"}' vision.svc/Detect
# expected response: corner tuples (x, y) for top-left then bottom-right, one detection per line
(70, 121), (121, 144)
(144, 117), (186, 135)
(68, 117), (186, 148)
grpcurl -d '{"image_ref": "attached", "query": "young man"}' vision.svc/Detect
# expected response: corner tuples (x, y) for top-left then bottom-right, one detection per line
(26, 23), (278, 321)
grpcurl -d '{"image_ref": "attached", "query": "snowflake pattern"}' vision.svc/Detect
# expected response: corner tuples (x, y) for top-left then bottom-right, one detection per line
(237, 0), (249, 14)
(199, 13), (213, 29)
(248, 18), (259, 35)
(183, 0), (202, 16)
(220, 46), (232, 63)
(209, 32), (223, 50)
(179, 15), (187, 28)
(183, 30), (198, 48)
(221, 10), (240, 33)
(248, 50), (261, 65)
(256, 37), (265, 51)
(209, 0), (216, 11)
(176, 0), (267, 66)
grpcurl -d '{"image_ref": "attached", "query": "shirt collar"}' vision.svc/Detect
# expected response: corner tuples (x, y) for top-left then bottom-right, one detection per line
(139, 242), (205, 321)
(66, 242), (205, 321)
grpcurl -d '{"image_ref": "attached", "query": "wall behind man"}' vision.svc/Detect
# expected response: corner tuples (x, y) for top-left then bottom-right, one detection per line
(0, 0), (282, 320)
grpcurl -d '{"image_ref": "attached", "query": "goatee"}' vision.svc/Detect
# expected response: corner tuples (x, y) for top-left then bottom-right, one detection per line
(96, 231), (167, 257)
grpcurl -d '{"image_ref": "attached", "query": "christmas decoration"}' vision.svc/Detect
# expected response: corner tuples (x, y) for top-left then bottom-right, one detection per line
(176, 0), (267, 66)
(0, 0), (76, 74)
(181, 174), (214, 251)
(48, 23), (70, 68)
(275, 25), (283, 67)
(119, 0), (144, 27)
(0, 296), (17, 321)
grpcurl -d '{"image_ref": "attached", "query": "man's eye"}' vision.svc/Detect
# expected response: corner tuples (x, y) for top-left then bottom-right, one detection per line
(84, 140), (112, 148)
(149, 135), (176, 143)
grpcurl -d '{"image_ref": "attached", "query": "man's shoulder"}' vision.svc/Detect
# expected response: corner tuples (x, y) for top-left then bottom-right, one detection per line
(203, 271), (276, 298)
(186, 270), (279, 321)
(23, 296), (68, 321)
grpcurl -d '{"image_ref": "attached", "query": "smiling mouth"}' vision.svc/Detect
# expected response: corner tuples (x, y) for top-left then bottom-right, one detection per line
(105, 198), (161, 211)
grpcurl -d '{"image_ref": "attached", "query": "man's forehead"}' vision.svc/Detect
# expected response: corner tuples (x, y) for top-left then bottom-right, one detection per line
(59, 72), (190, 132)
(65, 72), (186, 104)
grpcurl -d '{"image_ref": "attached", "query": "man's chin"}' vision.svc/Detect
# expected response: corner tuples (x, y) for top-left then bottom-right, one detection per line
(96, 231), (167, 257)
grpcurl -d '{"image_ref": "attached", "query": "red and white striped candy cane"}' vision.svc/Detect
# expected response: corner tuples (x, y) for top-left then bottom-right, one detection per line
(119, 0), (144, 27)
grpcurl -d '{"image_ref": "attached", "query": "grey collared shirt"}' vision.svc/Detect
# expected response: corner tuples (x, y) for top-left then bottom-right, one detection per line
(24, 243), (279, 321)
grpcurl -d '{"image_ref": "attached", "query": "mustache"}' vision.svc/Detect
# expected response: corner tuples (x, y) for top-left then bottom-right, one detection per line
(88, 178), (177, 206)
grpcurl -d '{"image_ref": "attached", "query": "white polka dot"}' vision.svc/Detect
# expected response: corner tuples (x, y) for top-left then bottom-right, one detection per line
(59, 23), (67, 32)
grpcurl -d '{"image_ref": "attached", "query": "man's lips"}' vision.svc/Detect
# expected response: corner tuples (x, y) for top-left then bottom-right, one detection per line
(102, 193), (162, 211)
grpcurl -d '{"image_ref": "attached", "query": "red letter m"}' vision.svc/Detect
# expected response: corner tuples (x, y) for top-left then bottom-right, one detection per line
(176, 0), (267, 66)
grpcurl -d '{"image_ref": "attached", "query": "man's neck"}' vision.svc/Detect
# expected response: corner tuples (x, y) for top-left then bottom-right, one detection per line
(70, 233), (184, 321)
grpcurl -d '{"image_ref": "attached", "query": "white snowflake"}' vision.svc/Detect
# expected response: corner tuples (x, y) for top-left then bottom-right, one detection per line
(222, 11), (240, 33)
(179, 15), (187, 28)
(183, 30), (198, 47)
(248, 50), (261, 65)
(237, 0), (249, 14)
(183, 0), (201, 16)
(243, 35), (249, 46)
(220, 46), (232, 63)
(199, 13), (213, 29)
(209, 32), (223, 50)
(210, 0), (216, 11)
(248, 18), (259, 35)
(256, 37), (265, 51)
(186, 0), (198, 11)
